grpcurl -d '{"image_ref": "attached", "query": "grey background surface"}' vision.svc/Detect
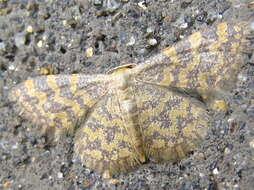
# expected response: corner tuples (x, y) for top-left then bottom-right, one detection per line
(0, 0), (254, 189)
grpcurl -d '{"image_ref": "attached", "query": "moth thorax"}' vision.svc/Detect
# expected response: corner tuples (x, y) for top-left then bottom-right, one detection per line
(114, 73), (130, 90)
(121, 99), (137, 113)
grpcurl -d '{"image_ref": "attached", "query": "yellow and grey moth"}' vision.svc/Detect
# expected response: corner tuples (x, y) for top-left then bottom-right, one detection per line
(9, 21), (253, 178)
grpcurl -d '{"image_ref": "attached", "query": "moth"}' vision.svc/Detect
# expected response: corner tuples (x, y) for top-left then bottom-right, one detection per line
(9, 21), (253, 179)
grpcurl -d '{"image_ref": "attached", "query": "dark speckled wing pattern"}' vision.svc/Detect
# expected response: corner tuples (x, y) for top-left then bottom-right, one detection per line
(134, 83), (208, 163)
(134, 21), (252, 110)
(74, 92), (146, 178)
(9, 74), (108, 140)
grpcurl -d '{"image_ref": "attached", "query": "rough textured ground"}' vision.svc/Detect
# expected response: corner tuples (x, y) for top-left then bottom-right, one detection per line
(0, 0), (254, 190)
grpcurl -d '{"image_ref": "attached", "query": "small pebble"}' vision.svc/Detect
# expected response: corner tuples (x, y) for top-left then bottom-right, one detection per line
(137, 48), (148, 56)
(8, 64), (15, 71)
(86, 47), (94, 57)
(14, 33), (26, 47)
(228, 115), (236, 124)
(42, 35), (47, 41)
(63, 20), (67, 26)
(148, 38), (158, 46)
(65, 19), (77, 27)
(233, 184), (240, 190)
(38, 66), (54, 75)
(31, 156), (36, 162)
(213, 168), (219, 175)
(174, 15), (188, 29)
(194, 152), (205, 160)
(119, 31), (126, 42)
(105, 0), (121, 13)
(37, 40), (43, 48)
(237, 73), (248, 82)
(126, 36), (135, 46)
(249, 139), (254, 148)
(11, 143), (18, 150)
(217, 14), (223, 19)
(57, 172), (63, 179)
(71, 158), (78, 163)
(224, 147), (231, 154)
(146, 27), (155, 35)
(179, 35), (185, 39)
(0, 42), (6, 52)
(94, 0), (103, 6)
(26, 25), (33, 33)
(250, 22), (254, 31)
(138, 1), (147, 10)
(179, 22), (188, 29)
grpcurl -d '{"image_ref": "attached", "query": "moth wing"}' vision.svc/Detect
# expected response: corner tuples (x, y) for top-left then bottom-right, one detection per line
(9, 74), (108, 141)
(74, 93), (145, 178)
(134, 82), (209, 162)
(134, 21), (252, 100)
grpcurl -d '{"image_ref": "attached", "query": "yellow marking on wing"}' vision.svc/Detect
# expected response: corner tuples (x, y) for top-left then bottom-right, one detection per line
(161, 46), (179, 86)
(119, 148), (133, 158)
(102, 133), (125, 152)
(183, 114), (200, 138)
(91, 108), (122, 128)
(139, 93), (190, 145)
(69, 74), (79, 94)
(111, 153), (118, 161)
(144, 122), (160, 137)
(226, 41), (241, 72)
(24, 79), (48, 110)
(68, 74), (101, 107)
(82, 115), (130, 153)
(212, 99), (228, 111)
(21, 79), (57, 127)
(54, 111), (73, 129)
(209, 22), (228, 51)
(151, 139), (165, 149)
(234, 33), (241, 40)
(81, 124), (122, 155)
(207, 22), (228, 88)
(163, 43), (178, 57)
(13, 87), (21, 98)
(139, 95), (169, 125)
(46, 76), (83, 116)
(82, 126), (103, 141)
(188, 105), (208, 138)
(175, 145), (185, 158)
(197, 72), (209, 91)
(90, 150), (103, 160)
(231, 42), (240, 54)
(178, 32), (202, 88)
(169, 98), (189, 122)
(234, 25), (241, 32)
(188, 31), (203, 49)
(23, 80), (46, 113)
